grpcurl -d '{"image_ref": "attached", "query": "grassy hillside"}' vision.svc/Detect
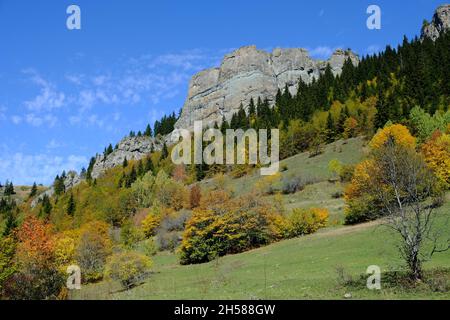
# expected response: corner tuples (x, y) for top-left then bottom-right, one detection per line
(72, 198), (450, 300)
(71, 137), (449, 300)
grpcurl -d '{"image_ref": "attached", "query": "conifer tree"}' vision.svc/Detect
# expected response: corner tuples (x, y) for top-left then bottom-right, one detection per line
(67, 193), (76, 217)
(40, 194), (52, 219)
(29, 182), (38, 199)
(144, 124), (153, 137)
(145, 156), (154, 174)
(161, 143), (169, 159)
(53, 175), (65, 196)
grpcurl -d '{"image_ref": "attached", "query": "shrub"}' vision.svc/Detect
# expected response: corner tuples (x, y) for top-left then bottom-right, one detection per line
(344, 195), (379, 225)
(153, 171), (189, 210)
(339, 164), (355, 182)
(141, 211), (162, 238)
(76, 221), (112, 283)
(140, 239), (157, 257)
(0, 236), (16, 292)
(53, 230), (80, 271)
(281, 175), (317, 194)
(155, 210), (191, 251)
(120, 220), (144, 249)
(105, 251), (152, 289)
(180, 192), (285, 265)
(155, 230), (181, 252)
(190, 185), (202, 209)
(421, 131), (450, 189)
(287, 208), (329, 237)
(281, 177), (302, 194)
(331, 191), (344, 199)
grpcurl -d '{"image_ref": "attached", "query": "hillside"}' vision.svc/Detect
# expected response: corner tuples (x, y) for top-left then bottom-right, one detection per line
(72, 197), (450, 300)
(1, 4), (449, 301)
(70, 136), (449, 299)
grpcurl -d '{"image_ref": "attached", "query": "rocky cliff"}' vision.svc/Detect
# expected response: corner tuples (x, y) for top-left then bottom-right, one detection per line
(92, 46), (359, 177)
(90, 135), (164, 179)
(173, 46), (359, 131)
(421, 4), (450, 40)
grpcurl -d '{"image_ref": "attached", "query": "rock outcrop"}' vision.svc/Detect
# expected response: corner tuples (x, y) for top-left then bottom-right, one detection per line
(90, 135), (163, 179)
(93, 47), (360, 176)
(173, 46), (359, 131)
(31, 171), (80, 208)
(421, 4), (450, 40)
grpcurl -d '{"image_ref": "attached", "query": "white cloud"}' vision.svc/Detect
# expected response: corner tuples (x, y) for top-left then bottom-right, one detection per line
(23, 69), (66, 112)
(46, 139), (65, 150)
(65, 74), (84, 85)
(11, 115), (22, 124)
(0, 153), (87, 185)
(25, 113), (58, 127)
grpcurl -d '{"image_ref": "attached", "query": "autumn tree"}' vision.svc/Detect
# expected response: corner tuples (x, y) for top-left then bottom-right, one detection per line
(346, 125), (448, 280)
(3, 216), (64, 299)
(189, 184), (201, 209)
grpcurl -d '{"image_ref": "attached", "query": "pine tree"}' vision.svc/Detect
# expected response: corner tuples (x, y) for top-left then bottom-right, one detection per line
(326, 112), (335, 142)
(161, 143), (169, 159)
(40, 195), (52, 219)
(67, 193), (76, 217)
(122, 157), (128, 168)
(53, 175), (65, 196)
(220, 115), (229, 133)
(137, 159), (144, 177)
(29, 182), (38, 199)
(144, 124), (153, 137)
(145, 156), (154, 174)
(125, 166), (137, 188)
(4, 181), (15, 196)
(248, 97), (256, 116)
(336, 109), (347, 135)
(80, 167), (87, 179)
(104, 144), (114, 156)
(3, 209), (17, 236)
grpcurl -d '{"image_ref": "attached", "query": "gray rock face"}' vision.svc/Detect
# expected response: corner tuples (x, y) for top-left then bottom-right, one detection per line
(421, 4), (450, 41)
(91, 136), (163, 179)
(30, 171), (80, 208)
(174, 46), (359, 131)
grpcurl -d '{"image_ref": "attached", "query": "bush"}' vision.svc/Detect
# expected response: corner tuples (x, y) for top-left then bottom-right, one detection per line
(155, 230), (181, 252)
(344, 195), (379, 225)
(288, 208), (329, 237)
(0, 236), (16, 292)
(281, 175), (317, 194)
(120, 220), (144, 249)
(179, 192), (285, 265)
(76, 221), (112, 283)
(339, 164), (355, 182)
(190, 185), (202, 209)
(155, 210), (191, 251)
(140, 239), (157, 257)
(105, 251), (152, 289)
(281, 177), (302, 194)
(141, 211), (161, 238)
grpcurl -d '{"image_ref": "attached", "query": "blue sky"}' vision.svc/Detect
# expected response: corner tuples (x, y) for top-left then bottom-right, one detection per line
(0, 0), (445, 185)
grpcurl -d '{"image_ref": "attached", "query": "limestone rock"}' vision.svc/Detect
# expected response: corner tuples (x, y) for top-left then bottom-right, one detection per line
(90, 135), (163, 179)
(30, 171), (80, 208)
(174, 46), (359, 131)
(421, 4), (450, 41)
